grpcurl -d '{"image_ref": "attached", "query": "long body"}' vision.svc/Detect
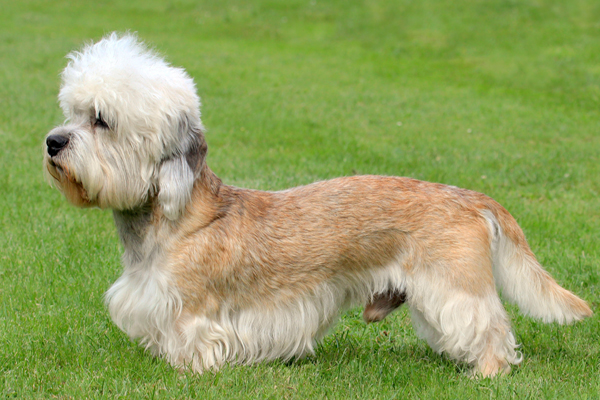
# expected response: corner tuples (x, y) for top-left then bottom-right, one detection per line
(106, 170), (591, 375)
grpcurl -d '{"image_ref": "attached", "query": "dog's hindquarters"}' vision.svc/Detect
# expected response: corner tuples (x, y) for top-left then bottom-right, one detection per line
(404, 199), (592, 376)
(482, 205), (592, 324)
(405, 243), (521, 377)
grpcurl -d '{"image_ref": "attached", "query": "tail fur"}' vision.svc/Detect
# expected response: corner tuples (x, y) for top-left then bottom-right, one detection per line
(481, 205), (592, 324)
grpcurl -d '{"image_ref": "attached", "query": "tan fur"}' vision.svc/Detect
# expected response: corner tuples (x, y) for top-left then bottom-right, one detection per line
(170, 174), (497, 315)
(45, 160), (92, 208)
(483, 200), (592, 318)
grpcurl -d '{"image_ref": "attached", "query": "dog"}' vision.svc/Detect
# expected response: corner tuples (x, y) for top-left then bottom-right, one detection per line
(44, 33), (592, 377)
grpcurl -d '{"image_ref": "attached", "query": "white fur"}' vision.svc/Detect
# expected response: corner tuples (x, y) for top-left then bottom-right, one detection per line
(50, 32), (204, 214)
(105, 260), (182, 356)
(104, 247), (521, 374)
(106, 253), (409, 371)
(158, 155), (195, 220)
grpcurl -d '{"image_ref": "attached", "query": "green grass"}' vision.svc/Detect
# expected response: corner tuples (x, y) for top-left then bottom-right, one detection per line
(1, 0), (599, 398)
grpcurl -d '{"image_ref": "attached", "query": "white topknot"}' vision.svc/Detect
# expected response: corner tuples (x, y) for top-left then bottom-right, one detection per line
(58, 32), (202, 155)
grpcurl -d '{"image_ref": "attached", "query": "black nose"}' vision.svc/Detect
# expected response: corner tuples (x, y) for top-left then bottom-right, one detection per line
(46, 134), (69, 157)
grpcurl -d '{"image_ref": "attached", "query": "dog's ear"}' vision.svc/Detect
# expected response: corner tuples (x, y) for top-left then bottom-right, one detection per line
(158, 118), (207, 220)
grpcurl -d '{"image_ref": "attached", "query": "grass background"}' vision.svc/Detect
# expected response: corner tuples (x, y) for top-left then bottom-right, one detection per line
(1, 0), (599, 398)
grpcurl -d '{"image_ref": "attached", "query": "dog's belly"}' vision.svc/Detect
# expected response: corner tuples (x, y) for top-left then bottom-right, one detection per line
(171, 256), (412, 371)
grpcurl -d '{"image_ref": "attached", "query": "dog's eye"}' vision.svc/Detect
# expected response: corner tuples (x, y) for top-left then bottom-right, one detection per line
(94, 113), (110, 130)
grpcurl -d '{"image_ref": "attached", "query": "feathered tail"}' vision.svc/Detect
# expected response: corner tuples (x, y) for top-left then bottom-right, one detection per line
(481, 204), (592, 324)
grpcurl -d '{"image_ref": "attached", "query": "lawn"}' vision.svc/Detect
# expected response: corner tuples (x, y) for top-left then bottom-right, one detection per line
(1, 0), (599, 398)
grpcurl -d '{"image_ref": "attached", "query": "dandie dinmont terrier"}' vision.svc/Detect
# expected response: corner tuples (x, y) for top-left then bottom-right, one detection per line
(44, 33), (592, 377)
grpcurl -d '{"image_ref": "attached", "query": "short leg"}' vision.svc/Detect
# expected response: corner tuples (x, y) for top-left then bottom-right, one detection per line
(409, 291), (521, 378)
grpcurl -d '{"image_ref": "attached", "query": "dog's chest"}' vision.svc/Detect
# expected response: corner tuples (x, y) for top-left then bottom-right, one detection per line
(106, 210), (182, 344)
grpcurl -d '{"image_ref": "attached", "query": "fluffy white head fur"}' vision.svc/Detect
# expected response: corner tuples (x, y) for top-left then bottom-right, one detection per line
(47, 33), (204, 218)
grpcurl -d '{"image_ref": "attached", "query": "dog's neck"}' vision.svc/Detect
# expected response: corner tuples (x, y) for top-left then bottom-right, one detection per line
(113, 165), (226, 268)
(113, 205), (156, 266)
(178, 164), (231, 230)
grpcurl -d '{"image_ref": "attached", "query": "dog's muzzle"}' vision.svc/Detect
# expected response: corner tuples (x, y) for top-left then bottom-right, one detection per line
(46, 134), (69, 157)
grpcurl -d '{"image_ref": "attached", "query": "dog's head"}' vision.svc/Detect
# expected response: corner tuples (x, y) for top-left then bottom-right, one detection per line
(44, 33), (206, 219)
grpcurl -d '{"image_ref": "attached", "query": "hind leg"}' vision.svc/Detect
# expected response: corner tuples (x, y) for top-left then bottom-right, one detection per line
(406, 218), (524, 376)
(409, 279), (521, 377)
(467, 295), (521, 377)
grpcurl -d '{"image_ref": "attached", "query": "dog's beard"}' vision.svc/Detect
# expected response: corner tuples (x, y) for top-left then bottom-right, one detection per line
(45, 157), (95, 208)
